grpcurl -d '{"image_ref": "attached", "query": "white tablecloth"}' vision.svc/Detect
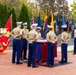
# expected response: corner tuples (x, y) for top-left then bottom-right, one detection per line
(37, 39), (47, 43)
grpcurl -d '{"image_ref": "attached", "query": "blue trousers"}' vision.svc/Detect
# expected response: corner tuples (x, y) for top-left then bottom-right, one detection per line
(47, 43), (54, 65)
(28, 42), (37, 66)
(21, 38), (27, 59)
(36, 43), (41, 61)
(74, 38), (76, 54)
(71, 30), (74, 39)
(61, 43), (68, 62)
(12, 39), (21, 63)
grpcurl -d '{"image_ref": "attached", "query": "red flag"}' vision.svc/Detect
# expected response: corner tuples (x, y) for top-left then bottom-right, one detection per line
(4, 15), (12, 31)
(0, 15), (12, 53)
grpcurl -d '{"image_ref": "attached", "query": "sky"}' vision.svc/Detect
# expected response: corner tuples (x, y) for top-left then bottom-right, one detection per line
(30, 0), (35, 2)
(67, 0), (73, 6)
(67, 0), (73, 10)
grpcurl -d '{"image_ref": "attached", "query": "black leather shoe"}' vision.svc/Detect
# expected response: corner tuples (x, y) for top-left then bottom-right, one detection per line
(16, 62), (23, 64)
(24, 58), (28, 60)
(12, 62), (15, 64)
(47, 64), (50, 66)
(59, 61), (64, 64)
(32, 65), (39, 68)
(51, 64), (54, 67)
(27, 65), (31, 67)
(64, 61), (67, 64)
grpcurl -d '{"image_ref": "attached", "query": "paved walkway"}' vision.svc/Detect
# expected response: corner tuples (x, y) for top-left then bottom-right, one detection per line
(0, 51), (76, 75)
(0, 45), (76, 75)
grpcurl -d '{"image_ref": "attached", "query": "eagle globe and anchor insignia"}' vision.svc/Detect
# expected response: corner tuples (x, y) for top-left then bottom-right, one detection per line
(0, 28), (10, 53)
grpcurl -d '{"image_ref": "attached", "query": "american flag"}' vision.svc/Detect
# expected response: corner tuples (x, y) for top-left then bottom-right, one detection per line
(31, 13), (35, 24)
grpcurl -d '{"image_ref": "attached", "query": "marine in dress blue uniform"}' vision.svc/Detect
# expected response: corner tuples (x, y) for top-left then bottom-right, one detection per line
(46, 25), (57, 66)
(59, 25), (69, 64)
(21, 22), (29, 60)
(27, 23), (39, 68)
(11, 22), (23, 64)
(36, 27), (41, 61)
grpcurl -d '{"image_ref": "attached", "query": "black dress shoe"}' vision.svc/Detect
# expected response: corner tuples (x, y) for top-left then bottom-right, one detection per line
(59, 61), (64, 64)
(16, 62), (23, 64)
(64, 61), (67, 64)
(51, 64), (54, 67)
(27, 65), (31, 67)
(12, 62), (15, 64)
(24, 58), (28, 60)
(47, 64), (51, 66)
(32, 65), (39, 68)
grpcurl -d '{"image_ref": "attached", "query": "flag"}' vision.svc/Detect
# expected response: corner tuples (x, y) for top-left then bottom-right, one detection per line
(0, 15), (12, 53)
(30, 13), (35, 30)
(71, 16), (74, 39)
(31, 13), (35, 24)
(50, 15), (57, 57)
(43, 15), (48, 30)
(38, 14), (41, 27)
(62, 16), (65, 26)
(55, 16), (59, 36)
(56, 16), (58, 26)
(72, 16), (74, 25)
(66, 19), (69, 32)
(42, 14), (48, 38)
(50, 13), (54, 32)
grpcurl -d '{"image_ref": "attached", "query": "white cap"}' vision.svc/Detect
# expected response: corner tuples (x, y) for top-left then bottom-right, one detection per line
(16, 22), (22, 25)
(32, 23), (38, 27)
(23, 22), (27, 26)
(61, 25), (67, 28)
(37, 27), (41, 30)
(47, 25), (53, 28)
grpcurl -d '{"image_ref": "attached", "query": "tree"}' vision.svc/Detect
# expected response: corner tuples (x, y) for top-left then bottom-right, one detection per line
(11, 8), (16, 28)
(70, 0), (76, 23)
(36, 0), (69, 16)
(0, 3), (3, 28)
(2, 4), (8, 27)
(0, 0), (21, 17)
(0, 0), (44, 22)
(8, 8), (12, 18)
(18, 3), (30, 30)
(0, 3), (8, 28)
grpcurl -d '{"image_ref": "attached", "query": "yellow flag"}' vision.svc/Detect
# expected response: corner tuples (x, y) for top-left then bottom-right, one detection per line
(43, 15), (48, 29)
(50, 13), (54, 32)
(44, 15), (48, 22)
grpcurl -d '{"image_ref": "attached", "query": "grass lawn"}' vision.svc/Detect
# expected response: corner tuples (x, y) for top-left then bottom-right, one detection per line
(68, 50), (73, 53)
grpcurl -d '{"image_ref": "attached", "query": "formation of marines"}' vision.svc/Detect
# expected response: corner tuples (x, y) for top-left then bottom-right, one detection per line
(10, 21), (76, 68)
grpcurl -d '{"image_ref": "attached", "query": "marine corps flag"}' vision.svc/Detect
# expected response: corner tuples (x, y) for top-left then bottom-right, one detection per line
(0, 15), (12, 54)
